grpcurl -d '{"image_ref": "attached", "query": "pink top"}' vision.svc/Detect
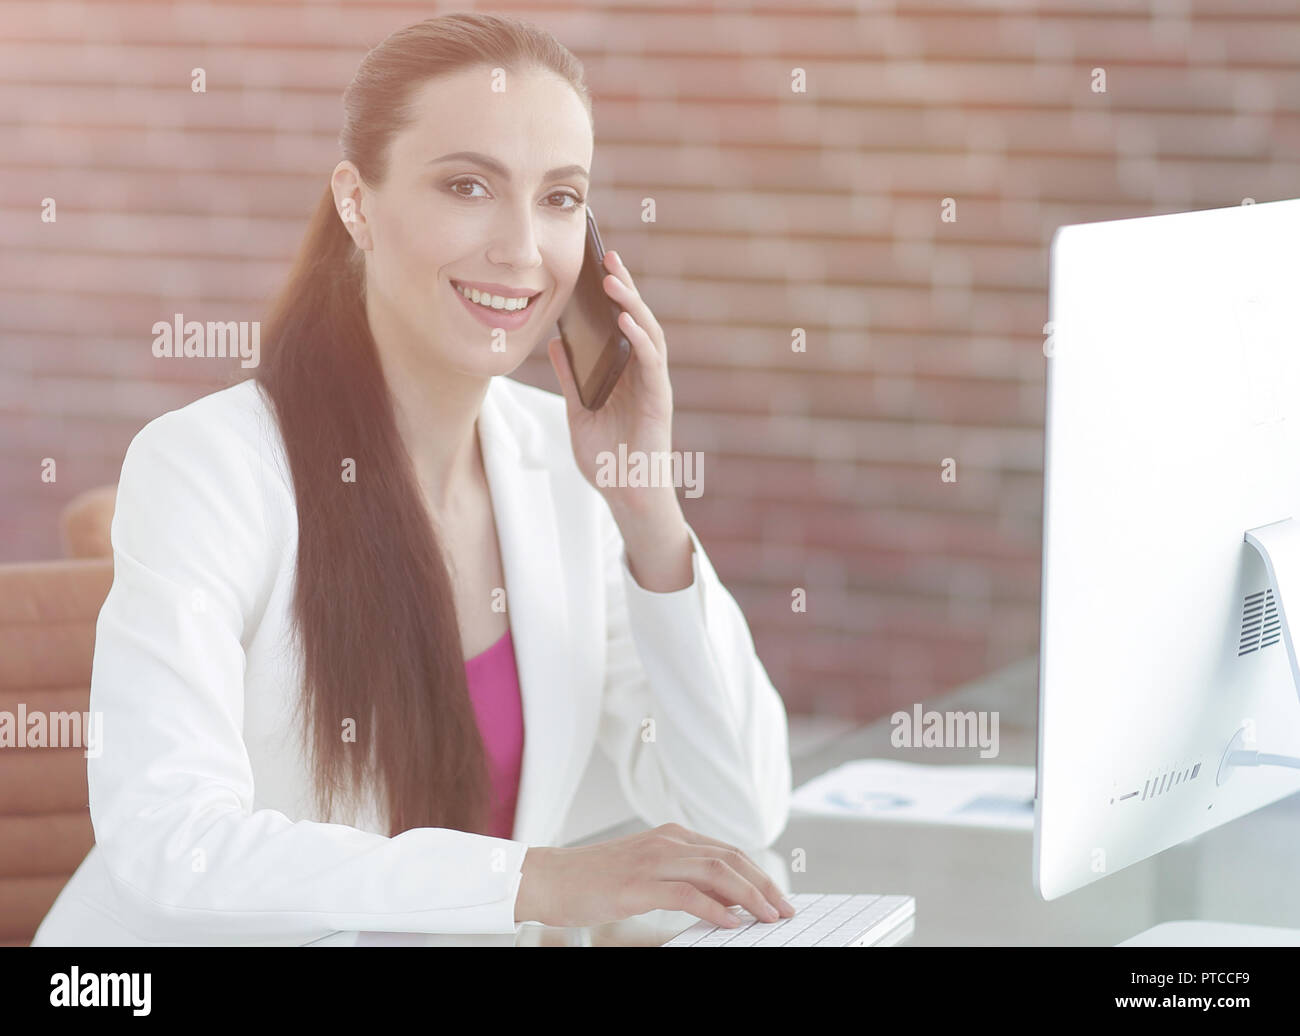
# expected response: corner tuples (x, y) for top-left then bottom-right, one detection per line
(464, 628), (525, 840)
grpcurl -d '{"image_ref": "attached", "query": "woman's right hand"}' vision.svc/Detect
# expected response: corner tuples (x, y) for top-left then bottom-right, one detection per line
(513, 822), (796, 929)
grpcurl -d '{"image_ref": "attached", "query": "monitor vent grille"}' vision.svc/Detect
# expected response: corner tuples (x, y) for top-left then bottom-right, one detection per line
(1238, 588), (1280, 656)
(1111, 762), (1202, 805)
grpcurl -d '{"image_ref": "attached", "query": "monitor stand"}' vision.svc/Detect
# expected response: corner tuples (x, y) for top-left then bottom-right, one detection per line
(1216, 517), (1300, 784)
(1244, 517), (1300, 701)
(1122, 519), (1300, 946)
(1118, 921), (1300, 946)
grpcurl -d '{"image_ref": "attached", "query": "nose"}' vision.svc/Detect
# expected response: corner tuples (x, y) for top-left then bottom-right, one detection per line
(485, 198), (543, 272)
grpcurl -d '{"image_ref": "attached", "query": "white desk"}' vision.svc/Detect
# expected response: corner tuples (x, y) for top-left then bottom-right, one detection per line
(308, 655), (1300, 946)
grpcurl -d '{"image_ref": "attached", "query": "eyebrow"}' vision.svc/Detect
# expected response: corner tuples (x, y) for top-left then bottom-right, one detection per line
(428, 151), (589, 183)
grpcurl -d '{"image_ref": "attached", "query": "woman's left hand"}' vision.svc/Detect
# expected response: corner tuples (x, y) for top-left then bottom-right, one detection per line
(546, 249), (677, 521)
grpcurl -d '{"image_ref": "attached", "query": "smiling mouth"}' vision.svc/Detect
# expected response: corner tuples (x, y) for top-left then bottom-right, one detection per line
(450, 280), (541, 313)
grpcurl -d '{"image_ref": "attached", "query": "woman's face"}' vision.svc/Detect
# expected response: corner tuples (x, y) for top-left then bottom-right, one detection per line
(346, 64), (593, 378)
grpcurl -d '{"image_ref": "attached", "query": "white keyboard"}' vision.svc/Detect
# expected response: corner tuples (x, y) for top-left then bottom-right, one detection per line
(662, 892), (915, 947)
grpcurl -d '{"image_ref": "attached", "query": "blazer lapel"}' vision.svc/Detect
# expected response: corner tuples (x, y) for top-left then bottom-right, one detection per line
(476, 378), (576, 845)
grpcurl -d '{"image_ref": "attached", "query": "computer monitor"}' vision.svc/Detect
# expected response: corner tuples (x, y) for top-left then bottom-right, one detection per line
(1035, 196), (1300, 901)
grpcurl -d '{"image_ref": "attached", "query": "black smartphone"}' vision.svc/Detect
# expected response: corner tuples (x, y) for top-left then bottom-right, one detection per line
(557, 206), (631, 410)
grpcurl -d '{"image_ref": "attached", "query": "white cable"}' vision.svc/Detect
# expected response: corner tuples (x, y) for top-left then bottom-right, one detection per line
(1227, 750), (1300, 770)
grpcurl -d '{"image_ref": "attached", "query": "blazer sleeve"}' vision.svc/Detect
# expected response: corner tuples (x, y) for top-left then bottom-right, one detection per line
(593, 505), (793, 849)
(88, 406), (527, 945)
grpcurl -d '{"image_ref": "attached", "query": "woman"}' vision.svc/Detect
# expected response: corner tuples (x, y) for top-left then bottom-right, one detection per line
(32, 12), (793, 946)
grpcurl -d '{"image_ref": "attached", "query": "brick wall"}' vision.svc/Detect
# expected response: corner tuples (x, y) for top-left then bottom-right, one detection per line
(3, 1), (1297, 722)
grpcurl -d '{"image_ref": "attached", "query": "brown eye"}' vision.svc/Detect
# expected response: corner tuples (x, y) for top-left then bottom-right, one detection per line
(448, 177), (487, 199)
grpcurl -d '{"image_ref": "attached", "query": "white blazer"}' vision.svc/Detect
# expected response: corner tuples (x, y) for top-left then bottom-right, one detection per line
(31, 374), (792, 946)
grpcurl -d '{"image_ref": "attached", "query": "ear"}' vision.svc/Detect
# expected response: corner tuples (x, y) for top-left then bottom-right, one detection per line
(331, 161), (372, 250)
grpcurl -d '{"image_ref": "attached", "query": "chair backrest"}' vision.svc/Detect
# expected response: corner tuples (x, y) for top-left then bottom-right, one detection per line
(0, 551), (113, 945)
(59, 485), (116, 559)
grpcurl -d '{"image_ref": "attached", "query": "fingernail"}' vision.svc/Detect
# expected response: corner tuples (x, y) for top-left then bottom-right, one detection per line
(779, 896), (795, 913)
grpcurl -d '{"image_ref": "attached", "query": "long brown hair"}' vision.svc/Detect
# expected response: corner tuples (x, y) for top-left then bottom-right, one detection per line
(247, 14), (591, 837)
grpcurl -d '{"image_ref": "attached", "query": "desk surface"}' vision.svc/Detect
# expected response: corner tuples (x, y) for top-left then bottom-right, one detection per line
(312, 656), (1300, 946)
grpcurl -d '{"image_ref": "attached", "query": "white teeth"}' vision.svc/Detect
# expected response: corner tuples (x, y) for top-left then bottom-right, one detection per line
(455, 283), (532, 311)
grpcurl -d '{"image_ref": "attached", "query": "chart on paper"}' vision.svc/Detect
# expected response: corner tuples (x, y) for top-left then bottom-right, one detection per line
(791, 760), (1035, 830)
